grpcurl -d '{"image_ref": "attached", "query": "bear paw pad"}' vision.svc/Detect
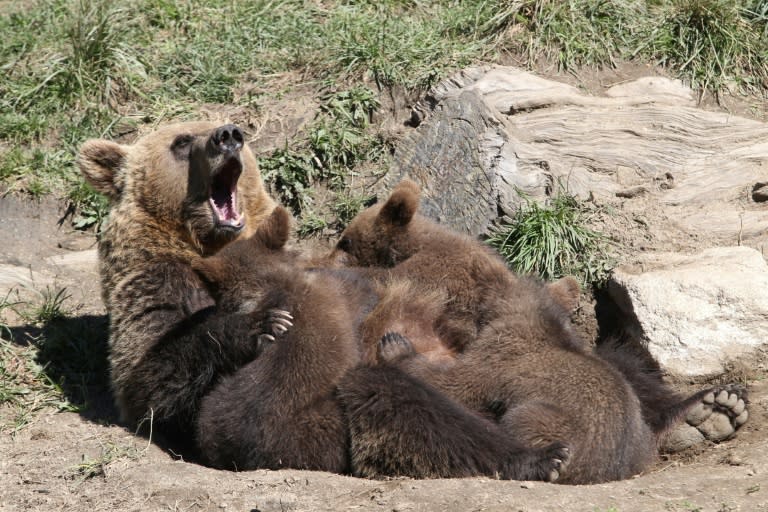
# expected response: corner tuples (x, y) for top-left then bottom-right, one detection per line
(686, 385), (748, 442)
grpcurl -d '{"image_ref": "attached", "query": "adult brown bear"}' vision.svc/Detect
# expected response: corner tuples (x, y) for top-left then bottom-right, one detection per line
(78, 122), (276, 441)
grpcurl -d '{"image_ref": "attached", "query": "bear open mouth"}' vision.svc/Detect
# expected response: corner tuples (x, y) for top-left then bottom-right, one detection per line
(209, 157), (244, 230)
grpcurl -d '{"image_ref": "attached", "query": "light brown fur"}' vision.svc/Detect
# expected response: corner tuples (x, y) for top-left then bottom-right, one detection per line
(78, 122), (275, 429)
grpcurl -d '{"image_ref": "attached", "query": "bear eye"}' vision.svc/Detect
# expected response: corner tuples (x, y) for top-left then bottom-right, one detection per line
(336, 237), (352, 253)
(171, 134), (194, 160)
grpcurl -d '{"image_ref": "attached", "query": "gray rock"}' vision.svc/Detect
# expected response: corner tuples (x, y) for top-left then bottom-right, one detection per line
(386, 82), (512, 235)
(389, 66), (768, 243)
(608, 246), (768, 377)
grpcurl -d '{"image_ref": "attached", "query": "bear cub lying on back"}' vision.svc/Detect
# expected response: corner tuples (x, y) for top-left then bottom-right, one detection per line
(192, 206), (360, 472)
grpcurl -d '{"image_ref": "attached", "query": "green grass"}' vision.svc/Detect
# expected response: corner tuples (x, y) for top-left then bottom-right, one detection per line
(487, 0), (644, 70)
(259, 85), (386, 227)
(486, 191), (613, 287)
(0, 288), (77, 434)
(67, 180), (110, 231)
(0, 339), (76, 435)
(1, 0), (765, 212)
(486, 0), (768, 95)
(332, 191), (376, 228)
(30, 286), (71, 324)
(636, 0), (768, 94)
(71, 440), (145, 480)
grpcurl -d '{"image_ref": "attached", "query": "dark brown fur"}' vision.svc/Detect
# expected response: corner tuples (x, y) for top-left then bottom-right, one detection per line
(333, 179), (718, 484)
(191, 207), (360, 471)
(193, 207), (568, 479)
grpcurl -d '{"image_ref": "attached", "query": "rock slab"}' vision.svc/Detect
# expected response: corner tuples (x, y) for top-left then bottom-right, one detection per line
(608, 246), (768, 377)
(389, 65), (768, 246)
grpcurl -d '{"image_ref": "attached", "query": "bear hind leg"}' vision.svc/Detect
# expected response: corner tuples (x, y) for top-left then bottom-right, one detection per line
(338, 364), (570, 482)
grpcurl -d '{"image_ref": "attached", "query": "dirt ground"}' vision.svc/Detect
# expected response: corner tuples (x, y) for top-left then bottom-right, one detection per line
(2, 64), (768, 510)
(1, 187), (767, 512)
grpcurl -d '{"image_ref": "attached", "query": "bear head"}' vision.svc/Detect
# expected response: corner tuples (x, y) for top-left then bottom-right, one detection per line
(78, 121), (274, 253)
(332, 179), (422, 267)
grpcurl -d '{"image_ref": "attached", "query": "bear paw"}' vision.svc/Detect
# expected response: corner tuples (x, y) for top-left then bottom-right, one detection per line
(532, 443), (571, 483)
(256, 308), (293, 346)
(377, 332), (415, 363)
(686, 385), (748, 442)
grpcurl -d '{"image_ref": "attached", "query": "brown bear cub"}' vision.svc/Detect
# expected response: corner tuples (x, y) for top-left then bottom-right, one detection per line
(78, 122), (276, 443)
(192, 206), (569, 479)
(190, 206), (359, 471)
(332, 179), (748, 484)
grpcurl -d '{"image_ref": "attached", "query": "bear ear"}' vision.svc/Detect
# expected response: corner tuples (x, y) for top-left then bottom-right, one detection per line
(77, 139), (127, 200)
(379, 179), (420, 227)
(191, 256), (228, 298)
(254, 206), (292, 251)
(547, 276), (581, 313)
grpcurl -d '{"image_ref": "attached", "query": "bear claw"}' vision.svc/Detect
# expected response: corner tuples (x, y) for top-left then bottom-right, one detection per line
(266, 308), (293, 336)
(543, 444), (570, 483)
(377, 332), (415, 363)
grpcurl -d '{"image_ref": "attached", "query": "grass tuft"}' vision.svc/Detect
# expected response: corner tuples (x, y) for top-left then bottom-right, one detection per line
(296, 212), (329, 239)
(484, 0), (643, 70)
(1, 289), (78, 434)
(31, 286), (71, 324)
(67, 180), (110, 232)
(332, 191), (376, 228)
(486, 191), (613, 286)
(636, 0), (768, 94)
(71, 441), (144, 481)
(260, 148), (316, 214)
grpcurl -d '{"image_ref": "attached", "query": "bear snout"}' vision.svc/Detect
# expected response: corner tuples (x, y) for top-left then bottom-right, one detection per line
(211, 124), (244, 155)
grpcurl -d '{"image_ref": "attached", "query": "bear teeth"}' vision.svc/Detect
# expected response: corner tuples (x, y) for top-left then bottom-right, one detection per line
(210, 162), (242, 227)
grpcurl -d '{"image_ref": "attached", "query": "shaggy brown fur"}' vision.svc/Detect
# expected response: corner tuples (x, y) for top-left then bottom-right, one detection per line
(191, 207), (569, 479)
(190, 206), (360, 471)
(80, 124), (567, 479)
(78, 122), (275, 438)
(332, 179), (746, 484)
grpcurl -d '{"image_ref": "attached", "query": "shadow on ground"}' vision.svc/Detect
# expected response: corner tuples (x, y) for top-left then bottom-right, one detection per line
(9, 313), (118, 424)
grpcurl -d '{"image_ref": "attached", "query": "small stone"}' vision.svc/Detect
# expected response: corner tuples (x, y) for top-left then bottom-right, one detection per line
(616, 186), (648, 198)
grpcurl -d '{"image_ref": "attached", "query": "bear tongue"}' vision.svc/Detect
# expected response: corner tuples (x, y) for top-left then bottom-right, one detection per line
(210, 185), (243, 228)
(210, 159), (244, 228)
